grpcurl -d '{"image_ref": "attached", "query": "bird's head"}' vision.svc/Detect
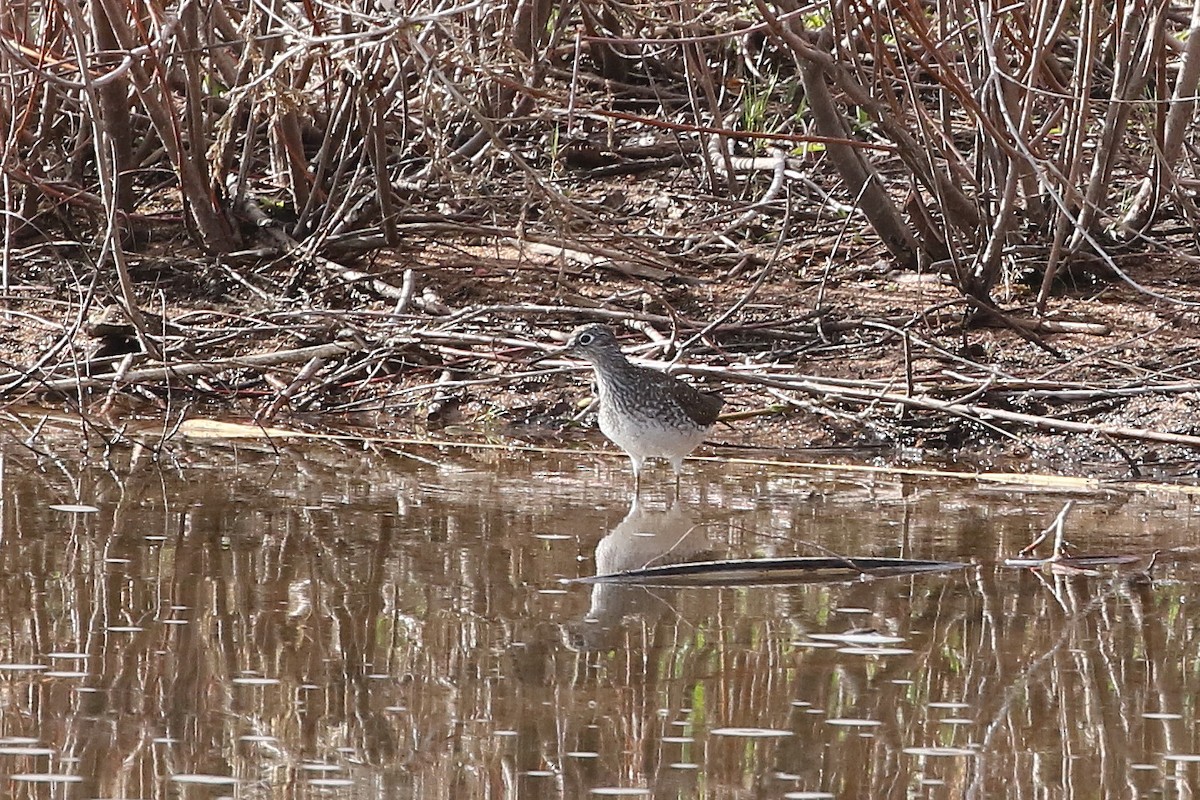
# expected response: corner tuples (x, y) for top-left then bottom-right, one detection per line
(565, 324), (623, 363)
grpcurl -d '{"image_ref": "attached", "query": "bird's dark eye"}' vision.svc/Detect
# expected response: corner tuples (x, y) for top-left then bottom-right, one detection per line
(578, 332), (594, 346)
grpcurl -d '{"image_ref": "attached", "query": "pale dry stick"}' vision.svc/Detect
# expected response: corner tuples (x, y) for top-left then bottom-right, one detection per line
(176, 0), (213, 213)
(1070, 1), (1161, 250)
(564, 28), (583, 138)
(0, 300), (85, 397)
(322, 44), (402, 225)
(99, 1), (233, 251)
(956, 0), (1063, 294)
(0, 55), (19, 288)
(772, 375), (1031, 447)
(1016, 501), (1076, 559)
(1011, 0), (1068, 214)
(216, 3), (268, 216)
(813, 178), (872, 313)
(27, 341), (361, 395)
(99, 352), (137, 414)
(939, 375), (1200, 403)
(858, 319), (1020, 383)
(992, 90), (1197, 309)
(761, 386), (871, 430)
(1032, 324), (1168, 383)
(370, 362), (585, 406)
(681, 146), (789, 255)
(315, 342), (415, 400)
(505, 237), (678, 282)
(61, 0), (159, 359)
(393, 269), (417, 315)
(393, 329), (546, 353)
(257, 354), (329, 422)
(327, 222), (682, 282)
(406, 34), (691, 276)
(1039, 0), (1101, 308)
(1121, 0), (1200, 234)
(685, 364), (1200, 450)
(0, 259), (108, 410)
(292, 82), (358, 235)
(415, 322), (1143, 404)
(0, 1), (181, 90)
(872, 4), (974, 271)
(972, 62), (1025, 292)
(366, 62), (401, 246)
(310, 145), (374, 247)
(1017, 9), (1200, 310)
(214, 2), (470, 99)
(219, 263), (277, 303)
(432, 301), (838, 344)
(333, 45), (409, 243)
(680, 179), (797, 354)
(684, 39), (734, 194)
(231, 191), (448, 313)
(785, 13), (920, 270)
(783, 0), (982, 229)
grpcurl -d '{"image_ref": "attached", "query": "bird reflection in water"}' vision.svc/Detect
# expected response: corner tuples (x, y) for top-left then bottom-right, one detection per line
(565, 496), (712, 652)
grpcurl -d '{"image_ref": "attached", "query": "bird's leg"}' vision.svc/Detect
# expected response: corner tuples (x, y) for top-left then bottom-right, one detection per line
(631, 457), (643, 497)
(670, 457), (684, 502)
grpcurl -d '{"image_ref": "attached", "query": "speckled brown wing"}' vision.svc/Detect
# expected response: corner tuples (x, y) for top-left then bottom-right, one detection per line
(663, 374), (723, 428)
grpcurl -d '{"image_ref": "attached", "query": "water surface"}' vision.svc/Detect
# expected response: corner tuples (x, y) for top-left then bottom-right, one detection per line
(0, 427), (1198, 798)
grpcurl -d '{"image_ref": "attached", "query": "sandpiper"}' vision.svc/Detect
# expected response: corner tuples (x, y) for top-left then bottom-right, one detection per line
(563, 324), (723, 492)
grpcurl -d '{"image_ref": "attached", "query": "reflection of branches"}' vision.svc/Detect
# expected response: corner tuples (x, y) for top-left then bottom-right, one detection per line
(0, 438), (1191, 796)
(966, 573), (1151, 800)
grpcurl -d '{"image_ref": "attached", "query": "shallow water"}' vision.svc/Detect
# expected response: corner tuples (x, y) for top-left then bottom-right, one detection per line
(1, 429), (1199, 799)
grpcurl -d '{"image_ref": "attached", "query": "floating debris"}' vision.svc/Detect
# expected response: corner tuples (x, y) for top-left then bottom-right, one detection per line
(567, 556), (968, 586)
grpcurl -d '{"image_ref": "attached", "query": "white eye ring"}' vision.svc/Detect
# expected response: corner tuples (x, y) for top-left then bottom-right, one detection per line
(578, 332), (594, 345)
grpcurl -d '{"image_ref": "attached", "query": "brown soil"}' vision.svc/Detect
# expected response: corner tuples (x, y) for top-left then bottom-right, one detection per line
(6, 228), (1200, 484)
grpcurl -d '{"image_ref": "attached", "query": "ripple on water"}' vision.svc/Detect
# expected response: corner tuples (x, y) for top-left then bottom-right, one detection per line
(836, 646), (915, 656)
(903, 746), (978, 757)
(11, 774), (83, 783)
(170, 774), (238, 785)
(809, 632), (906, 645)
(709, 727), (793, 737)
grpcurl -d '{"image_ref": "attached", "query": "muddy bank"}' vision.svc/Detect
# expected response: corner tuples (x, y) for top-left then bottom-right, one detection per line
(5, 244), (1200, 482)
